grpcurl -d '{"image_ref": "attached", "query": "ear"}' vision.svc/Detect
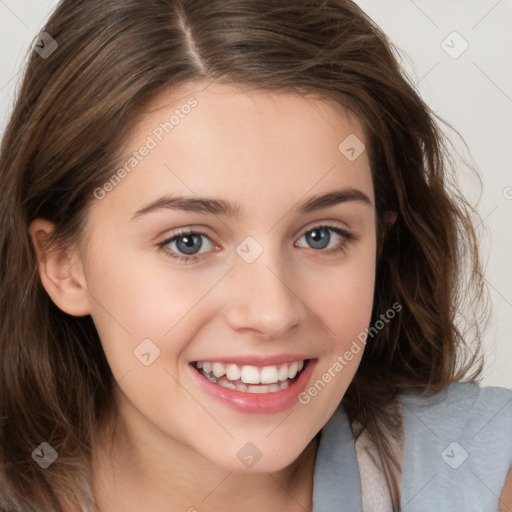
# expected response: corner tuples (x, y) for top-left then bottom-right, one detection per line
(29, 219), (90, 316)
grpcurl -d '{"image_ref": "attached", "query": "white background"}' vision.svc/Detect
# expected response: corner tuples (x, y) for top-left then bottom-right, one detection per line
(1, 0), (510, 388)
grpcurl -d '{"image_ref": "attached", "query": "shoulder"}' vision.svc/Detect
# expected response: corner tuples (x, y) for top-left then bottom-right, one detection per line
(401, 379), (512, 403)
(400, 381), (512, 463)
(399, 381), (512, 511)
(400, 381), (512, 435)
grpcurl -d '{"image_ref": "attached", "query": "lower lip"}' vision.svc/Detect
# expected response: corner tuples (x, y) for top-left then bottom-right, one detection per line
(189, 360), (318, 414)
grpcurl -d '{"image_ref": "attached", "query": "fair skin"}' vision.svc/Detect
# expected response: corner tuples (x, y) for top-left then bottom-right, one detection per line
(501, 470), (512, 512)
(30, 82), (377, 511)
(30, 85), (376, 512)
(29, 82), (512, 511)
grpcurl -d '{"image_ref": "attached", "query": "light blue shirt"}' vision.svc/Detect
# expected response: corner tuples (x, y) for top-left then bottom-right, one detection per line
(312, 381), (512, 511)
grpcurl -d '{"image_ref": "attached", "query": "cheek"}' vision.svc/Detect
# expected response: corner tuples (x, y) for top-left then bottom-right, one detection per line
(302, 236), (375, 396)
(292, 246), (376, 443)
(83, 239), (223, 374)
(306, 237), (376, 341)
(85, 229), (187, 326)
(332, 261), (375, 346)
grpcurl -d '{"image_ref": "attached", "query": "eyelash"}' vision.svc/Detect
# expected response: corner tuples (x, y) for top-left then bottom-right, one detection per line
(156, 225), (356, 264)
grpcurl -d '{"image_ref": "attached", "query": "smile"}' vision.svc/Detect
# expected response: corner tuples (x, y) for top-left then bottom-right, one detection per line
(189, 356), (317, 414)
(192, 360), (307, 394)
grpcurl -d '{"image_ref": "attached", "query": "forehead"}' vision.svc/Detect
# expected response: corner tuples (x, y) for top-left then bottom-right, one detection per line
(88, 82), (374, 225)
(136, 82), (367, 146)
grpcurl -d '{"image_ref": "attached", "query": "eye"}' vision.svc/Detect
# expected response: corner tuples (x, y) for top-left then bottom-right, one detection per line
(157, 224), (356, 265)
(295, 225), (355, 255)
(157, 229), (216, 263)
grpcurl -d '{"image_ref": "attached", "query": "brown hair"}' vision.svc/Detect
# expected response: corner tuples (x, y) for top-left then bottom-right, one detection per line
(0, 0), (487, 510)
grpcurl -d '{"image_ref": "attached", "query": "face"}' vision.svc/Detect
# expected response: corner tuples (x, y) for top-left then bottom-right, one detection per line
(77, 82), (376, 473)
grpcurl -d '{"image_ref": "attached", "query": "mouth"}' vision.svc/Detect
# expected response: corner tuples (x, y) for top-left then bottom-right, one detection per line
(190, 359), (310, 394)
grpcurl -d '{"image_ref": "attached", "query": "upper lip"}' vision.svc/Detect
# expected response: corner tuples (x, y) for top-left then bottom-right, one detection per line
(190, 354), (316, 367)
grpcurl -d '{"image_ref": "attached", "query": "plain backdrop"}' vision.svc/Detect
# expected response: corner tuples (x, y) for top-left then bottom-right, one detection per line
(1, 0), (511, 389)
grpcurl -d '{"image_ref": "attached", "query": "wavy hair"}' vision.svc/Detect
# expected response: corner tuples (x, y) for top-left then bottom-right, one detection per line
(0, 0), (487, 510)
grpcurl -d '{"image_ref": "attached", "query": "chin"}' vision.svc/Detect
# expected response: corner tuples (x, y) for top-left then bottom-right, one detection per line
(200, 439), (308, 474)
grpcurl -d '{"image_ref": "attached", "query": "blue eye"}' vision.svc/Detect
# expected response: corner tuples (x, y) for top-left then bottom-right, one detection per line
(297, 225), (352, 251)
(157, 225), (355, 264)
(158, 229), (214, 263)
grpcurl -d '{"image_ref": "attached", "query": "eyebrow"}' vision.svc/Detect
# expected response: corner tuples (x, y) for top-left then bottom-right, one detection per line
(131, 187), (372, 220)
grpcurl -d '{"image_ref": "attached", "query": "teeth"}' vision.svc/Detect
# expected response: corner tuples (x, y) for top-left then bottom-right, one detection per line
(278, 364), (289, 381)
(260, 366), (279, 384)
(212, 362), (225, 378)
(240, 365), (261, 384)
(236, 382), (248, 392)
(226, 364), (241, 381)
(217, 379), (236, 390)
(247, 385), (267, 393)
(204, 372), (217, 384)
(288, 361), (299, 379)
(194, 359), (307, 391)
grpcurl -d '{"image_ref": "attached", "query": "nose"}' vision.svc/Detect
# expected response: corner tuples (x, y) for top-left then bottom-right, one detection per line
(223, 246), (309, 340)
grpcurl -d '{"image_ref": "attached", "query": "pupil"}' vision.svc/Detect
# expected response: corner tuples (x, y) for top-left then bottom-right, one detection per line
(307, 228), (330, 249)
(177, 234), (202, 255)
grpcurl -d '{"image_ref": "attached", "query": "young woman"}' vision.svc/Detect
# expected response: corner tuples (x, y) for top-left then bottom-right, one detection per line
(0, 1), (510, 511)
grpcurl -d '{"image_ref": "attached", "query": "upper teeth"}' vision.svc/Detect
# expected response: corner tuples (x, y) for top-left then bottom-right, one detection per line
(196, 360), (305, 385)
